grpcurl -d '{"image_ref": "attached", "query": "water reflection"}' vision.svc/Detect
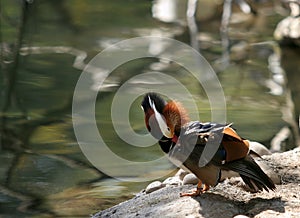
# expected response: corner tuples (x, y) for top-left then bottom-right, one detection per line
(152, 0), (179, 23)
(0, 0), (299, 217)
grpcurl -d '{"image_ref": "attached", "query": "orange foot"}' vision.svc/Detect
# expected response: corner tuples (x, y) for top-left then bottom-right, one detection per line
(180, 181), (209, 197)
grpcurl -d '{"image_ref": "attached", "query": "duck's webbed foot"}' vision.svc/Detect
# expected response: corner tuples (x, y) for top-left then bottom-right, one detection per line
(180, 181), (209, 197)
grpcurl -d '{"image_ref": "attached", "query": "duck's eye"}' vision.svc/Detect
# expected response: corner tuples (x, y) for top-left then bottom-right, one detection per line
(167, 127), (170, 132)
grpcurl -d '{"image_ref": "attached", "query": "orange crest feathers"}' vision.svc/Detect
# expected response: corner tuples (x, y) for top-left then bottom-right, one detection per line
(163, 100), (190, 129)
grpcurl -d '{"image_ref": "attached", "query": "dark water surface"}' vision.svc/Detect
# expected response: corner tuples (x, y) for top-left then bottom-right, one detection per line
(1, 0), (299, 217)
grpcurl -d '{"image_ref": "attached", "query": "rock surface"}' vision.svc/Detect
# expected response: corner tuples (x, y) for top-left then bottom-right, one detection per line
(273, 2), (300, 46)
(93, 148), (300, 218)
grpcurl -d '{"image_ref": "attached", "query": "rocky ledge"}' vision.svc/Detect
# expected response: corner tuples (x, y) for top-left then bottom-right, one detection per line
(93, 147), (300, 218)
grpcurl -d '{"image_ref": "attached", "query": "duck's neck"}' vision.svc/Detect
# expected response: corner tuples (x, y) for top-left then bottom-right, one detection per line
(159, 137), (175, 153)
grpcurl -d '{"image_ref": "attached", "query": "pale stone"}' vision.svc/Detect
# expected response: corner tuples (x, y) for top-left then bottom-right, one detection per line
(233, 215), (250, 218)
(174, 169), (189, 180)
(163, 176), (182, 186)
(249, 141), (272, 156)
(182, 173), (199, 185)
(145, 181), (165, 194)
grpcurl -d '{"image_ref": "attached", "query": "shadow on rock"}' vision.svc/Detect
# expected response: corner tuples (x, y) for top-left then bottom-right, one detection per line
(192, 192), (285, 218)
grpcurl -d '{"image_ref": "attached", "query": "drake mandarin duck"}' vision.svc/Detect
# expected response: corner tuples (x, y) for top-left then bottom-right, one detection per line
(141, 92), (275, 196)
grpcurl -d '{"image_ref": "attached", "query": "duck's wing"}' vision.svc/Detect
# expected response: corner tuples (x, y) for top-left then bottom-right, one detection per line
(181, 121), (275, 192)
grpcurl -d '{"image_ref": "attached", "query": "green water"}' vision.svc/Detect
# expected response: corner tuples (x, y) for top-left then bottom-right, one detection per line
(0, 0), (299, 217)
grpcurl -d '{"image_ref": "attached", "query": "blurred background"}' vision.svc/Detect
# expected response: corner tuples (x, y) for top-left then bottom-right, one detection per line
(0, 0), (299, 217)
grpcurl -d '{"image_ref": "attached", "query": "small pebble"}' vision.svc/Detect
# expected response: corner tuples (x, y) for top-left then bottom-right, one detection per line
(233, 215), (250, 218)
(145, 181), (165, 194)
(163, 176), (182, 186)
(182, 173), (199, 185)
(174, 169), (189, 180)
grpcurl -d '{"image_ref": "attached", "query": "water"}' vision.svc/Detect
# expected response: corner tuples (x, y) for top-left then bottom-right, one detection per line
(0, 0), (299, 217)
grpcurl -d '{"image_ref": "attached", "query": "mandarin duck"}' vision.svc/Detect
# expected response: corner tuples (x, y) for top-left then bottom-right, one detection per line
(141, 92), (275, 196)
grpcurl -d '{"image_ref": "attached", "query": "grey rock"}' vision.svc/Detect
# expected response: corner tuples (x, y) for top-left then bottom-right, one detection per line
(254, 157), (281, 185)
(274, 16), (300, 43)
(274, 2), (300, 46)
(94, 148), (300, 218)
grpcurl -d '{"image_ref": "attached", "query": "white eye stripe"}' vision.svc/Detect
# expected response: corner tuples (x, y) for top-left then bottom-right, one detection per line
(148, 96), (172, 138)
(148, 96), (156, 110)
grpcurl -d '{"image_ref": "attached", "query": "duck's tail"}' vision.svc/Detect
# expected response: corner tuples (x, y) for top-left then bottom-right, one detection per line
(224, 155), (276, 192)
